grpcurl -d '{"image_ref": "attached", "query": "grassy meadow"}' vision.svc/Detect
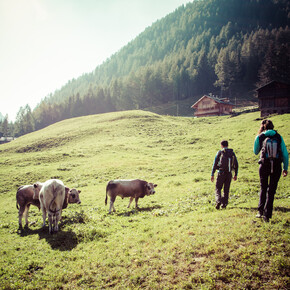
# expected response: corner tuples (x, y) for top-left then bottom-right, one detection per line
(0, 110), (289, 289)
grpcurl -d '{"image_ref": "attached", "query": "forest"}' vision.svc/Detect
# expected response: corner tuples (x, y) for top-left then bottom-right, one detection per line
(1, 0), (290, 137)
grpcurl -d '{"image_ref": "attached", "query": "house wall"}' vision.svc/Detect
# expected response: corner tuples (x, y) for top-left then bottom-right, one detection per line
(195, 98), (219, 116)
(260, 96), (290, 116)
(258, 83), (290, 117)
(194, 97), (233, 117)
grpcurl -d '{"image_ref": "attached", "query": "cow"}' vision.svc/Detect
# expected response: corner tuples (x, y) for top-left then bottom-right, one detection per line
(62, 187), (82, 209)
(105, 179), (157, 213)
(17, 182), (81, 229)
(34, 179), (81, 234)
(16, 182), (43, 228)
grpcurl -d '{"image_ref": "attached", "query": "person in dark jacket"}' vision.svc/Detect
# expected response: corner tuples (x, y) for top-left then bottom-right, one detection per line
(253, 119), (288, 222)
(211, 140), (238, 209)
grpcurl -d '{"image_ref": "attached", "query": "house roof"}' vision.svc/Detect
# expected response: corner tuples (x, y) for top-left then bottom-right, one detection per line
(191, 95), (234, 108)
(256, 80), (290, 91)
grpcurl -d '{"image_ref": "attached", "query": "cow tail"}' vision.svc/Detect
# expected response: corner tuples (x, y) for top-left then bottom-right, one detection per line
(48, 182), (62, 214)
(48, 184), (62, 214)
(48, 194), (58, 213)
(105, 181), (112, 205)
(16, 186), (23, 210)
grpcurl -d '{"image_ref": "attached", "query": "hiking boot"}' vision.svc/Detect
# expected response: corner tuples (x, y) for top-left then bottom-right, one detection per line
(263, 216), (270, 223)
(215, 203), (221, 210)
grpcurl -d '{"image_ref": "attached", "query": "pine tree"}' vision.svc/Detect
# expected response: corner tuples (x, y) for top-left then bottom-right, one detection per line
(1, 115), (9, 137)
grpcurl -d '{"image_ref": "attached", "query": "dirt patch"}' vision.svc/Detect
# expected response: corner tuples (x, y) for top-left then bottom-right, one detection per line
(16, 136), (73, 153)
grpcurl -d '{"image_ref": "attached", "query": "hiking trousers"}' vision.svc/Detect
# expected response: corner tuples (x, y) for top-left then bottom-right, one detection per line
(258, 160), (282, 219)
(215, 172), (232, 206)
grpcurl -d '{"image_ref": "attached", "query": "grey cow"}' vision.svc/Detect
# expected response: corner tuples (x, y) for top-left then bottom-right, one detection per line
(105, 179), (157, 213)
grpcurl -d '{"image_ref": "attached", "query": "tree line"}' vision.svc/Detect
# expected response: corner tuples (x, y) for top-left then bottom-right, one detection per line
(1, 0), (289, 137)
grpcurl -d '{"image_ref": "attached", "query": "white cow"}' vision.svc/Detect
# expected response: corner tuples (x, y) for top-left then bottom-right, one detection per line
(17, 182), (81, 228)
(36, 179), (66, 234)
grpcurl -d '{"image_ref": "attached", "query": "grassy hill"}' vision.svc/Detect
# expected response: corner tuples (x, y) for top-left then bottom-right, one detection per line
(0, 110), (289, 289)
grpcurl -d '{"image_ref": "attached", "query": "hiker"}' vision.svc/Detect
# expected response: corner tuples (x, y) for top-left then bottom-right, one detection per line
(253, 119), (288, 222)
(211, 140), (238, 209)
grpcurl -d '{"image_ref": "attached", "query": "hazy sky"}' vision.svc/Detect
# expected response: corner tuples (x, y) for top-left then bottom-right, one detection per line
(0, 0), (191, 121)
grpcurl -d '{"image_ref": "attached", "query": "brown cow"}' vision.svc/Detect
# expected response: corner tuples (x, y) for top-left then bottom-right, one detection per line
(17, 182), (81, 228)
(16, 182), (43, 228)
(105, 179), (157, 213)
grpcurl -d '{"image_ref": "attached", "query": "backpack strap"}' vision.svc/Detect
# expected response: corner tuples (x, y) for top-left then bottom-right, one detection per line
(273, 132), (282, 160)
(258, 133), (266, 151)
(216, 150), (222, 167)
(274, 132), (282, 145)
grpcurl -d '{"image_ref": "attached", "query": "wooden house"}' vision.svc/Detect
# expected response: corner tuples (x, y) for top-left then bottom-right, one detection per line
(0, 137), (15, 144)
(256, 81), (290, 117)
(191, 95), (234, 117)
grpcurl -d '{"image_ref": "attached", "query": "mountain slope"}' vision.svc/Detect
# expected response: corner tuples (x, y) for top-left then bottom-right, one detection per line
(47, 0), (290, 103)
(10, 0), (290, 135)
(0, 111), (289, 288)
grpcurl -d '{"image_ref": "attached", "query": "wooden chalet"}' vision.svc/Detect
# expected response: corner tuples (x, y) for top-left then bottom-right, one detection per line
(0, 137), (15, 144)
(191, 95), (234, 117)
(256, 81), (290, 117)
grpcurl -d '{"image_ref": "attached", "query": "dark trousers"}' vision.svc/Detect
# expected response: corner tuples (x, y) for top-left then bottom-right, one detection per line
(215, 172), (232, 206)
(258, 160), (282, 219)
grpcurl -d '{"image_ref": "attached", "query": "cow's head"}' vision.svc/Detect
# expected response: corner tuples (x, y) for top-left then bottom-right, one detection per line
(33, 182), (43, 189)
(68, 188), (81, 204)
(33, 182), (44, 199)
(145, 182), (157, 195)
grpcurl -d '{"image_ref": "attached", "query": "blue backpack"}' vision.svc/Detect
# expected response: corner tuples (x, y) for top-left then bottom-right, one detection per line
(259, 132), (282, 172)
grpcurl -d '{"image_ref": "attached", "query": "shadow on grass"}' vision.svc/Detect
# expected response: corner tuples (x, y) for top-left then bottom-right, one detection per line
(115, 204), (162, 216)
(274, 206), (290, 213)
(232, 206), (290, 213)
(17, 226), (78, 251)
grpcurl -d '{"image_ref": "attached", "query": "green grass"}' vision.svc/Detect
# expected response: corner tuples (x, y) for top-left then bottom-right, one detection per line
(0, 110), (289, 289)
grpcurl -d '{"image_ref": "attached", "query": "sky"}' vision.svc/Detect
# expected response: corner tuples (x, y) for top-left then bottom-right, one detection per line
(0, 0), (191, 121)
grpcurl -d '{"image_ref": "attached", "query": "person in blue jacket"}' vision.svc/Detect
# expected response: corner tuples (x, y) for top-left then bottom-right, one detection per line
(253, 119), (288, 222)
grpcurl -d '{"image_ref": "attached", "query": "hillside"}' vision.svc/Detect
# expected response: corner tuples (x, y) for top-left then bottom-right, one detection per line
(8, 0), (289, 136)
(0, 111), (289, 288)
(48, 0), (290, 104)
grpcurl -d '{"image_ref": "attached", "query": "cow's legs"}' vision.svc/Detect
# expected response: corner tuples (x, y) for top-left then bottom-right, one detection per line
(52, 213), (56, 232)
(41, 206), (47, 228)
(135, 197), (140, 209)
(128, 197), (134, 208)
(109, 196), (116, 213)
(54, 210), (61, 233)
(48, 212), (53, 234)
(24, 204), (30, 227)
(18, 206), (25, 228)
